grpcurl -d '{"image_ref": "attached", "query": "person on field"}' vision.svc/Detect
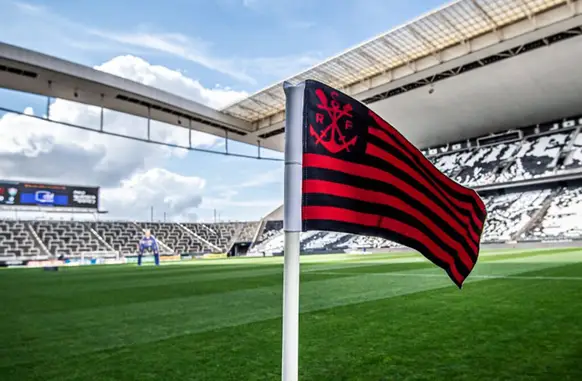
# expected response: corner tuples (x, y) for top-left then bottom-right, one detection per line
(138, 229), (160, 266)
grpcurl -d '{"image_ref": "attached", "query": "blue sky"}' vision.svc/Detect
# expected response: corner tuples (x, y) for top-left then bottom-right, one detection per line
(0, 0), (446, 222)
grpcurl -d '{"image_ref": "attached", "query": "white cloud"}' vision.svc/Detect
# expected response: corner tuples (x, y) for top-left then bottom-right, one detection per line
(95, 55), (248, 109)
(6, 2), (321, 85)
(91, 30), (322, 85)
(12, 1), (43, 13)
(0, 55), (250, 221)
(90, 30), (257, 85)
(102, 168), (206, 221)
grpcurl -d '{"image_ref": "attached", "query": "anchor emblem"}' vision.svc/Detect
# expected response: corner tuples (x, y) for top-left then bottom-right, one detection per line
(309, 88), (358, 154)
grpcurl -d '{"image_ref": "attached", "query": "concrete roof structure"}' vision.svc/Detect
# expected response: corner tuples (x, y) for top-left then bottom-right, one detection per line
(1, 0), (581, 153)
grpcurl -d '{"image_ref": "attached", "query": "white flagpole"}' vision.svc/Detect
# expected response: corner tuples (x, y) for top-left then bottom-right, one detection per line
(282, 81), (305, 381)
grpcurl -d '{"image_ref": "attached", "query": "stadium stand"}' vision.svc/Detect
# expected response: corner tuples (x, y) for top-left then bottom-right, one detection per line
(479, 189), (554, 242)
(238, 221), (260, 242)
(0, 220), (42, 258)
(31, 221), (111, 257)
(526, 186), (582, 241)
(247, 117), (582, 254)
(496, 132), (575, 183)
(561, 131), (582, 171)
(255, 220), (283, 245)
(453, 142), (522, 186)
(136, 222), (211, 254)
(91, 221), (144, 254)
(2, 115), (582, 259)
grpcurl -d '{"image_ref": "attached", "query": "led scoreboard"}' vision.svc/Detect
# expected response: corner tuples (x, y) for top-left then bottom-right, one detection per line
(0, 180), (99, 209)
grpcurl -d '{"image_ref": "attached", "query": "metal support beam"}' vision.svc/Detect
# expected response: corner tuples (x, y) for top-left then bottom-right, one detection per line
(225, 129), (229, 154)
(188, 118), (192, 149)
(45, 80), (52, 120)
(1, 105), (283, 161)
(378, 38), (416, 72)
(335, 59), (361, 77)
(408, 25), (442, 63)
(45, 96), (51, 120)
(470, 0), (502, 41)
(100, 94), (104, 132)
(147, 106), (151, 140)
(566, 0), (576, 15)
(516, 0), (534, 24)
(313, 67), (343, 84)
(438, 12), (470, 50)
(356, 50), (386, 73)
(237, 103), (262, 119)
(257, 140), (261, 159)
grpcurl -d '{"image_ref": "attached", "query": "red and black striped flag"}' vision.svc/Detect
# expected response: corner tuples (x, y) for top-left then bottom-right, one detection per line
(299, 80), (487, 287)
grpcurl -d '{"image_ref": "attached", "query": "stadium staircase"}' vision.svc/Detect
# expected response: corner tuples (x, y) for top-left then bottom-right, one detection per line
(511, 189), (559, 240)
(199, 223), (219, 239)
(89, 226), (116, 253)
(177, 223), (222, 253)
(224, 225), (243, 255)
(250, 219), (267, 248)
(560, 127), (581, 170)
(26, 223), (51, 257)
(154, 237), (174, 254)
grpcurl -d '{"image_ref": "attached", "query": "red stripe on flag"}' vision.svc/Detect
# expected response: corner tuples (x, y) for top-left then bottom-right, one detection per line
(365, 137), (484, 235)
(303, 153), (479, 248)
(369, 110), (486, 215)
(302, 205), (465, 285)
(303, 179), (476, 269)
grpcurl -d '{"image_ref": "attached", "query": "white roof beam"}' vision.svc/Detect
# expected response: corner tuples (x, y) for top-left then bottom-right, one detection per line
(378, 38), (417, 72)
(408, 25), (443, 63)
(470, 0), (503, 41)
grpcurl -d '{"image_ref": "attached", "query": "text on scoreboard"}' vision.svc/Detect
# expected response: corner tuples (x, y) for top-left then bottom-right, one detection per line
(0, 181), (99, 209)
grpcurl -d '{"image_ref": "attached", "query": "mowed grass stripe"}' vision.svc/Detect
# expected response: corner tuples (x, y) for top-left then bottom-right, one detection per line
(2, 257), (582, 381)
(2, 250), (579, 368)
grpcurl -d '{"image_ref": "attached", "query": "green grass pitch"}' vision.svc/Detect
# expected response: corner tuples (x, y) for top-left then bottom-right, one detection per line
(1, 247), (582, 380)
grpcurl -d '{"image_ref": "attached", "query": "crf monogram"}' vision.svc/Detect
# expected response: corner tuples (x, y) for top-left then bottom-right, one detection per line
(309, 89), (358, 154)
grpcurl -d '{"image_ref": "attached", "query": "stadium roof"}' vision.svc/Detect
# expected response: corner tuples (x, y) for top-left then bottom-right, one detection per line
(222, 0), (572, 124)
(0, 0), (581, 154)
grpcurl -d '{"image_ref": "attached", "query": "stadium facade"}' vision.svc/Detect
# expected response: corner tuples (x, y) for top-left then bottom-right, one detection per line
(1, 0), (582, 264)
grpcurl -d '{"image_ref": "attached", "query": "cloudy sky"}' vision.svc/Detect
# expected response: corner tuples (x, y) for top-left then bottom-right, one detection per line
(0, 0), (445, 222)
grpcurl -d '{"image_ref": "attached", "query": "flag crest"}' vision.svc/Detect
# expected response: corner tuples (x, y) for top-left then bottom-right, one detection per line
(300, 80), (487, 288)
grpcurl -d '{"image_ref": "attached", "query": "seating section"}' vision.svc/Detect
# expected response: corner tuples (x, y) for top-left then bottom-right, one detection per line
(181, 221), (260, 251)
(182, 223), (232, 250)
(335, 235), (403, 250)
(256, 221), (283, 244)
(238, 221), (260, 242)
(136, 222), (210, 254)
(526, 186), (582, 240)
(250, 229), (405, 254)
(91, 221), (144, 254)
(31, 221), (110, 257)
(3, 125), (582, 259)
(480, 189), (552, 242)
(453, 142), (522, 186)
(495, 132), (573, 183)
(432, 150), (474, 178)
(0, 220), (41, 258)
(561, 132), (582, 171)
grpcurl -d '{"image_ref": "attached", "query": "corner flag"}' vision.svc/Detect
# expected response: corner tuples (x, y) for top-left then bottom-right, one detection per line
(281, 80), (487, 380)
